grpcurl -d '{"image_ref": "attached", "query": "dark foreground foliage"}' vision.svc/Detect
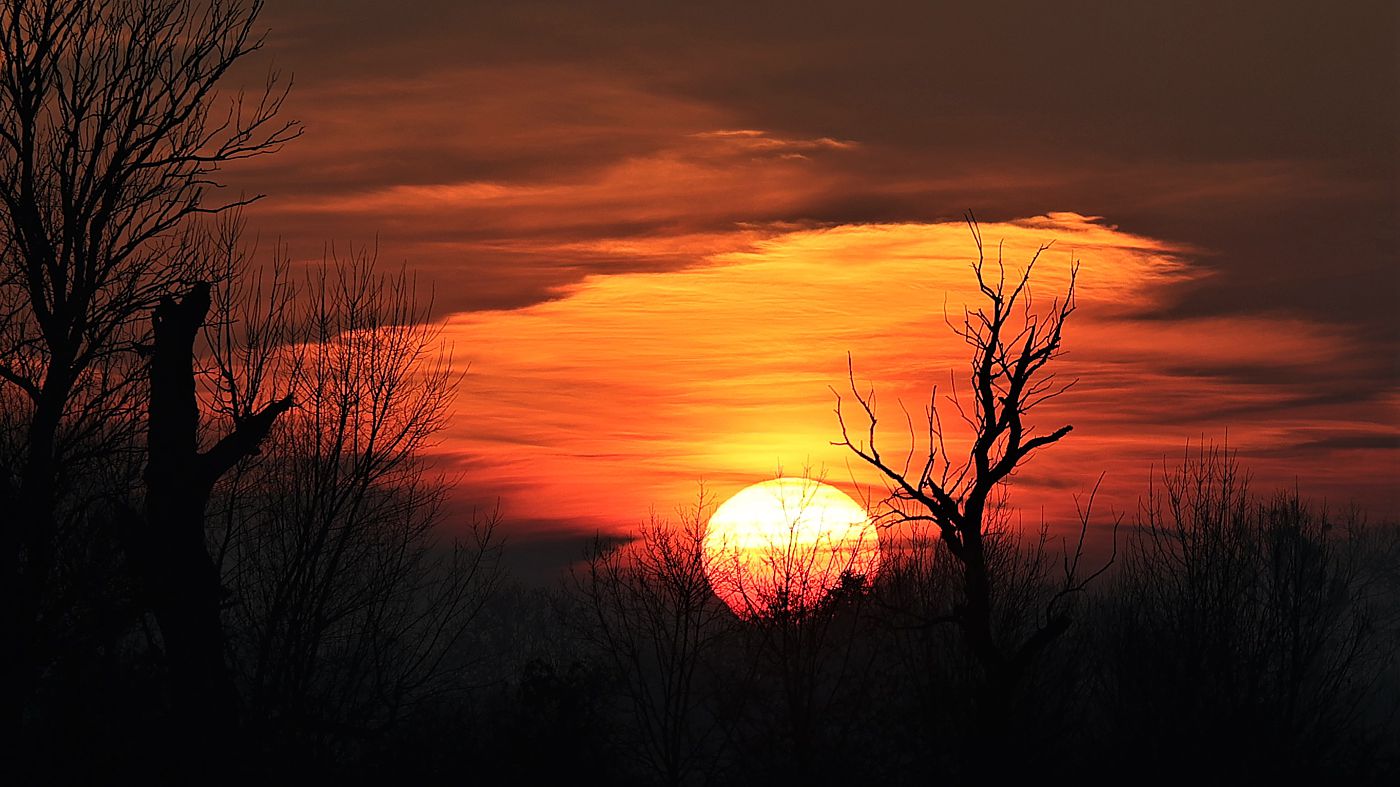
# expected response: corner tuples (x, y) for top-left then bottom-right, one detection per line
(13, 449), (1399, 785)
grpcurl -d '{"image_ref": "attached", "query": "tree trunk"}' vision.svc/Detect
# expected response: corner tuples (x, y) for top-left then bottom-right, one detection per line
(140, 283), (240, 760)
(6, 354), (72, 748)
(130, 282), (291, 766)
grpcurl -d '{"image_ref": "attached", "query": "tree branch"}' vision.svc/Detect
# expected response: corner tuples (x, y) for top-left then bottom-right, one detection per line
(199, 393), (294, 483)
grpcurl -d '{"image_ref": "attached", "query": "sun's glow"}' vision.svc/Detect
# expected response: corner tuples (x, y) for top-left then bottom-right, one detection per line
(703, 478), (880, 618)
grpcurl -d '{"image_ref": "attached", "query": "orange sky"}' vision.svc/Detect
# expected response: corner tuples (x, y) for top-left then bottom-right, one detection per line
(430, 213), (1395, 554)
(216, 1), (1398, 576)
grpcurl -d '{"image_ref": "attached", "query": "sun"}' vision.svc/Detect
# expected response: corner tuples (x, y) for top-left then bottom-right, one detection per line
(703, 477), (880, 617)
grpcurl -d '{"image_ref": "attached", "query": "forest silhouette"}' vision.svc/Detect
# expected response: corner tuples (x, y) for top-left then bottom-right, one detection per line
(2, 1), (1396, 785)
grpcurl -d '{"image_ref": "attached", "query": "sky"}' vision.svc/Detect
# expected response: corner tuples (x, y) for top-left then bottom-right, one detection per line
(220, 0), (1398, 578)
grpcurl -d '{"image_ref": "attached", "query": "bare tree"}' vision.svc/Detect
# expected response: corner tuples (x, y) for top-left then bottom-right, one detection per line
(206, 244), (501, 764)
(0, 0), (296, 735)
(576, 475), (888, 784)
(700, 474), (885, 784)
(576, 491), (732, 787)
(833, 217), (1111, 729)
(1098, 444), (1389, 778)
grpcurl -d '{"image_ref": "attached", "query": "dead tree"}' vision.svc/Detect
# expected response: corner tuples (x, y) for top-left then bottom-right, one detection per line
(833, 217), (1111, 726)
(126, 280), (292, 753)
(0, 0), (296, 734)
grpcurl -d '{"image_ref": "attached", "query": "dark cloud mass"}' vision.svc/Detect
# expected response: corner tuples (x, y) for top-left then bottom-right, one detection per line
(228, 0), (1396, 323)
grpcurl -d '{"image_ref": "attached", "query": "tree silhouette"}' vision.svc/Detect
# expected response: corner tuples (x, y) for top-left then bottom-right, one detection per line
(701, 474), (882, 783)
(125, 275), (293, 756)
(0, 0), (497, 771)
(833, 217), (1111, 735)
(0, 0), (295, 750)
(1098, 444), (1389, 779)
(205, 242), (502, 764)
(577, 493), (731, 786)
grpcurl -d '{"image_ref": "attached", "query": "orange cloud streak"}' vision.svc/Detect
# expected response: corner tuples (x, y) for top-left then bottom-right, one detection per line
(433, 214), (1398, 546)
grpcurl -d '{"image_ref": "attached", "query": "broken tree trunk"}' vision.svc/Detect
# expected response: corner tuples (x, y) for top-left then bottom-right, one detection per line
(132, 282), (292, 762)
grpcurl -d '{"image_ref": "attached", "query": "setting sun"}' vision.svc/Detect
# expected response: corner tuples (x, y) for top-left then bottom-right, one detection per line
(703, 478), (880, 617)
